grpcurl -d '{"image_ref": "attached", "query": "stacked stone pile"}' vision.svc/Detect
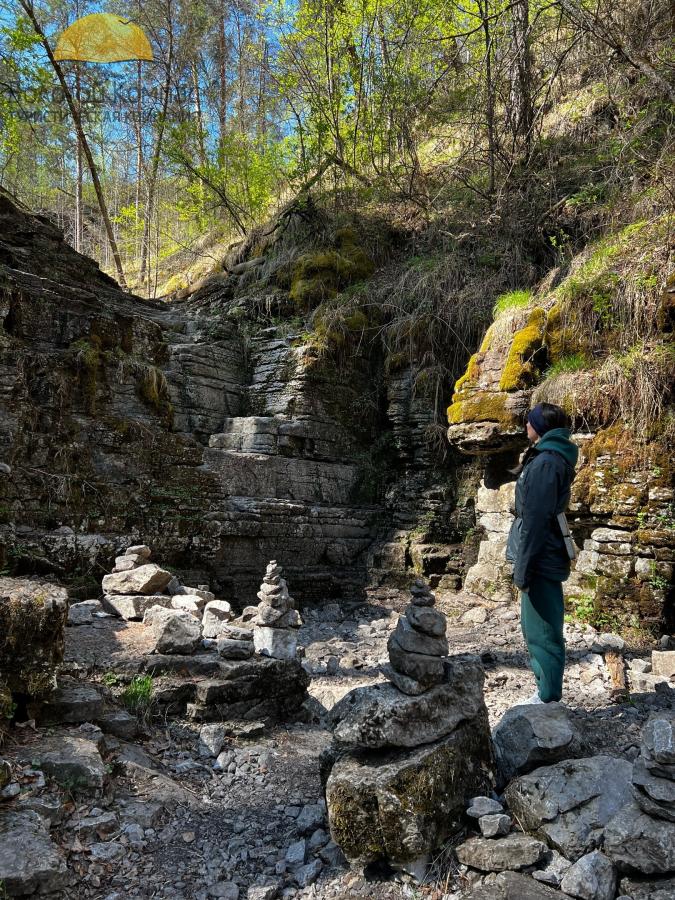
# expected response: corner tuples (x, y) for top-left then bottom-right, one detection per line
(324, 578), (492, 879)
(386, 577), (448, 695)
(253, 561), (302, 660)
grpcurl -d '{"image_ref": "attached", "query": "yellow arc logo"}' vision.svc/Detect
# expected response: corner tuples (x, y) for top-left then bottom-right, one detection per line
(54, 12), (153, 63)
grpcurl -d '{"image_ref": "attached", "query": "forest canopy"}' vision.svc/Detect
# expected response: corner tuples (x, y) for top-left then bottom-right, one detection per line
(0, 0), (673, 294)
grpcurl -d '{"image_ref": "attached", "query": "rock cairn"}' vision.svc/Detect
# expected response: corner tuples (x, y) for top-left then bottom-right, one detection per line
(386, 578), (448, 695)
(253, 561), (302, 660)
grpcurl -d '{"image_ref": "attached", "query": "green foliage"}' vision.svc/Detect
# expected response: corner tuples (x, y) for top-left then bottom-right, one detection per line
(102, 672), (120, 687)
(121, 675), (153, 713)
(493, 290), (533, 318)
(546, 352), (589, 377)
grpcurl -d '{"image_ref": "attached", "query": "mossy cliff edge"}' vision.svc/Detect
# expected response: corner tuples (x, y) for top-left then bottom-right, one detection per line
(447, 221), (674, 634)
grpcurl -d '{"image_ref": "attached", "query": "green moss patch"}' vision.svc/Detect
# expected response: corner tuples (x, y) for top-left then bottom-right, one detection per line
(498, 307), (547, 391)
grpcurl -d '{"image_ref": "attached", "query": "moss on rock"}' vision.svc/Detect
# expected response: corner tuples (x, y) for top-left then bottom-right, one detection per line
(498, 308), (547, 391)
(447, 392), (514, 426)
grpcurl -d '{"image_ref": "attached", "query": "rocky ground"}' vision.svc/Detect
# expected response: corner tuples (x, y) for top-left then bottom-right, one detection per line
(1, 586), (673, 900)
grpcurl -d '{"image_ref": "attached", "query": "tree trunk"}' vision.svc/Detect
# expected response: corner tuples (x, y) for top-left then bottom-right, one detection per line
(140, 0), (174, 291)
(19, 0), (128, 289)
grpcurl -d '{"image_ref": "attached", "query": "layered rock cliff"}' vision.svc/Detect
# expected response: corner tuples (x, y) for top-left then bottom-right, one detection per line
(0, 191), (477, 605)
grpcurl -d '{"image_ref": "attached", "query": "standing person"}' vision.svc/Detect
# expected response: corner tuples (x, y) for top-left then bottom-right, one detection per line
(506, 402), (579, 704)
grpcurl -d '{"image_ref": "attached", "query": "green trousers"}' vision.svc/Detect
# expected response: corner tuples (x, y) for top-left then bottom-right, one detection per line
(520, 574), (565, 703)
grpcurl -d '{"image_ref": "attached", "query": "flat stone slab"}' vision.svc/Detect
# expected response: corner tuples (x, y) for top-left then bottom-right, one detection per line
(144, 653), (221, 677)
(456, 834), (547, 872)
(18, 729), (106, 791)
(39, 678), (104, 724)
(331, 658), (486, 748)
(0, 809), (69, 895)
(464, 871), (565, 899)
(102, 563), (173, 596)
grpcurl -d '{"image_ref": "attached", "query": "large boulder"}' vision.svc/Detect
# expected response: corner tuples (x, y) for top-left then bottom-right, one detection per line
(604, 798), (675, 875)
(559, 850), (616, 900)
(0, 809), (69, 895)
(325, 714), (492, 871)
(492, 702), (585, 787)
(144, 606), (201, 655)
(102, 563), (173, 596)
(331, 658), (486, 749)
(0, 577), (68, 700)
(504, 756), (633, 861)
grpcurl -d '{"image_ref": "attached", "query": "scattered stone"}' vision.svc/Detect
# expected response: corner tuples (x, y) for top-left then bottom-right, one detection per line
(97, 709), (138, 740)
(199, 723), (227, 757)
(0, 809), (69, 894)
(67, 599), (101, 626)
(464, 871), (564, 900)
(171, 595), (203, 615)
(319, 841), (346, 868)
(203, 600), (234, 637)
(144, 606), (201, 655)
(652, 651), (675, 678)
(618, 875), (675, 900)
(247, 884), (280, 900)
(559, 850), (616, 900)
(73, 811), (118, 841)
(461, 606), (489, 625)
(294, 859), (322, 887)
(208, 882), (239, 899)
(492, 702), (584, 787)
(455, 834), (547, 872)
(467, 796), (503, 818)
(89, 841), (124, 861)
(102, 563), (173, 597)
(479, 814), (511, 837)
(285, 838), (306, 869)
(531, 849), (572, 887)
(295, 803), (324, 835)
(504, 756), (633, 861)
(125, 544), (152, 559)
(217, 638), (254, 660)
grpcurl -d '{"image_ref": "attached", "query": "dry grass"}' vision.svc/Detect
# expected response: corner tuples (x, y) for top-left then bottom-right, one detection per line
(534, 342), (674, 438)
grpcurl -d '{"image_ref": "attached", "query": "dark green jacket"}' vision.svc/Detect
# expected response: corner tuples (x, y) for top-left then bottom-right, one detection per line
(506, 428), (579, 589)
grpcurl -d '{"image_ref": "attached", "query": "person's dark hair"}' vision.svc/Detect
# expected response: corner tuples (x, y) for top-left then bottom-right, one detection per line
(510, 403), (571, 476)
(538, 402), (570, 432)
